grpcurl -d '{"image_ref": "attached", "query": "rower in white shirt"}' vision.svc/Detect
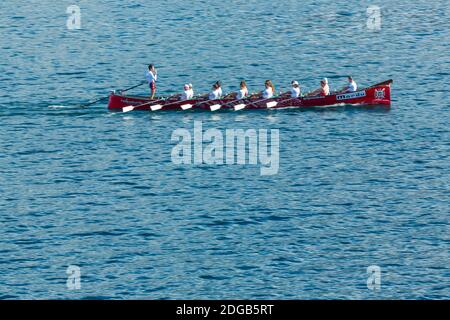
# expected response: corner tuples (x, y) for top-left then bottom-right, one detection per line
(188, 83), (194, 97)
(225, 80), (249, 99)
(180, 84), (194, 100)
(208, 83), (222, 100)
(291, 80), (301, 98)
(340, 76), (357, 93)
(214, 81), (223, 97)
(254, 80), (275, 99)
(236, 80), (248, 99)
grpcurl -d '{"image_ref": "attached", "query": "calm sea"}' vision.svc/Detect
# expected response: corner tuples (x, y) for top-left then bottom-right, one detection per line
(0, 0), (448, 299)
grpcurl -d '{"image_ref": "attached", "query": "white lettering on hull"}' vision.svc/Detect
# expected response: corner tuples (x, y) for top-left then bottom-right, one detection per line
(336, 91), (366, 101)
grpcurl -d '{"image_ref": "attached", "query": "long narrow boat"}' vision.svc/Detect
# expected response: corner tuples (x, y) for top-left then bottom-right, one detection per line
(108, 79), (392, 112)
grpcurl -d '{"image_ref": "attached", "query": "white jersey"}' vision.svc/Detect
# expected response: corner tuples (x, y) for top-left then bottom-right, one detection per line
(145, 70), (157, 84)
(262, 87), (274, 99)
(237, 88), (248, 100)
(291, 87), (301, 98)
(209, 88), (221, 100)
(347, 81), (357, 92)
(217, 87), (223, 97)
(323, 84), (330, 95)
(181, 89), (193, 100)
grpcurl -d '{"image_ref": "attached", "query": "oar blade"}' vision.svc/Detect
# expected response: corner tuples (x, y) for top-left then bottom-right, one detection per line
(150, 104), (162, 111)
(266, 101), (278, 108)
(122, 106), (135, 113)
(181, 104), (193, 110)
(234, 104), (246, 111)
(210, 104), (221, 111)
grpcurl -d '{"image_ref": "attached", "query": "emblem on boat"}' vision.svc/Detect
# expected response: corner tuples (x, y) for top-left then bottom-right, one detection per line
(374, 88), (385, 99)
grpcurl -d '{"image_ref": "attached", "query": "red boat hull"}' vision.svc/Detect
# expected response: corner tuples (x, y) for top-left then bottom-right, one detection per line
(108, 80), (392, 111)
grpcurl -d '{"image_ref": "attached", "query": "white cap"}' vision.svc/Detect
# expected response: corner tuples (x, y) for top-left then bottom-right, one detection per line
(323, 78), (328, 84)
(292, 80), (299, 86)
(188, 83), (193, 88)
(184, 84), (190, 90)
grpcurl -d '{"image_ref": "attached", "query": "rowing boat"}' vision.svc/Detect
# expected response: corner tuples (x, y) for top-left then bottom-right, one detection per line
(108, 79), (392, 111)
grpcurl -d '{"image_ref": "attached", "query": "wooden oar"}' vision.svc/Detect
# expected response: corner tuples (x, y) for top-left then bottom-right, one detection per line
(231, 93), (290, 111)
(129, 94), (208, 112)
(80, 82), (146, 108)
(122, 93), (179, 113)
(191, 97), (223, 111)
(164, 95), (224, 111)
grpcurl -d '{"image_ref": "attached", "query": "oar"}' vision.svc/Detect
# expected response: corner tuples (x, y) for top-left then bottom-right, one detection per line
(156, 95), (209, 111)
(178, 96), (223, 111)
(122, 94), (208, 112)
(215, 95), (252, 111)
(80, 82), (146, 108)
(231, 93), (289, 111)
(191, 93), (264, 112)
(189, 98), (222, 111)
(122, 93), (179, 113)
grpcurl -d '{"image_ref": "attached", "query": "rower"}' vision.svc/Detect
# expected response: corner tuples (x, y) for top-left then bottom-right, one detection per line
(340, 76), (357, 93)
(188, 83), (194, 97)
(307, 79), (329, 97)
(180, 84), (194, 100)
(237, 80), (248, 99)
(253, 80), (275, 99)
(208, 83), (222, 100)
(226, 80), (249, 99)
(291, 80), (301, 98)
(322, 78), (330, 95)
(214, 81), (223, 97)
(145, 64), (158, 99)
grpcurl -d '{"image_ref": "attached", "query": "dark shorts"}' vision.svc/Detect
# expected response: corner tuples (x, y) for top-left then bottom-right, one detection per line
(149, 82), (156, 91)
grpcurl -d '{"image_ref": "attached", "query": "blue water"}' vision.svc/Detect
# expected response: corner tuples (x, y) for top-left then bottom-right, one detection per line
(0, 0), (449, 299)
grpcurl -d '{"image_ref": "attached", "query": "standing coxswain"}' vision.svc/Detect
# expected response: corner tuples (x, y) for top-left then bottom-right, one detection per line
(145, 64), (158, 99)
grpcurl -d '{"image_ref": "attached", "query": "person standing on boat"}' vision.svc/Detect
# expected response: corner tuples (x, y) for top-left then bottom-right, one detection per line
(145, 64), (158, 99)
(340, 76), (358, 93)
